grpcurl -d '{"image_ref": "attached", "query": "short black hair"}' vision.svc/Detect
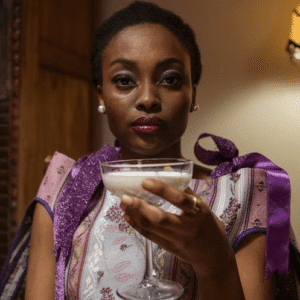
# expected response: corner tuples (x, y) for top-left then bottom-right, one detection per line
(90, 1), (202, 87)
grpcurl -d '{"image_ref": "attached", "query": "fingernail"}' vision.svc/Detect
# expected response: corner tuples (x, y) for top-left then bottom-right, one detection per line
(142, 178), (155, 188)
(121, 195), (133, 206)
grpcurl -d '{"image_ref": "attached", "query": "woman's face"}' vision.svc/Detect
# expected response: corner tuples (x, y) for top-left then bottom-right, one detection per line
(97, 23), (196, 157)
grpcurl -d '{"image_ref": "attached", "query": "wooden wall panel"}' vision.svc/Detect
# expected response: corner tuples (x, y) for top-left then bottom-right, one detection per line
(17, 0), (41, 224)
(39, 39), (91, 80)
(40, 0), (92, 55)
(37, 69), (90, 157)
(17, 0), (99, 225)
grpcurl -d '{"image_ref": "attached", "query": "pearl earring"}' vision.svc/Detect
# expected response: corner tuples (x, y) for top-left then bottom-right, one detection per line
(98, 105), (106, 114)
(192, 104), (199, 112)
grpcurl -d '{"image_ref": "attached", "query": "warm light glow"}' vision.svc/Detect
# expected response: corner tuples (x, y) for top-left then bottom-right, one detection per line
(287, 5), (300, 64)
(290, 5), (300, 44)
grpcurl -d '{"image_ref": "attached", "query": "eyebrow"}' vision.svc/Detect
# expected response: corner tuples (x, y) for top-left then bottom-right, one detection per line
(110, 58), (137, 68)
(110, 57), (185, 68)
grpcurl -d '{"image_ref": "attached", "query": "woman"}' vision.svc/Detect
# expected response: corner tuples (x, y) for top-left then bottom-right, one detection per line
(1, 2), (299, 299)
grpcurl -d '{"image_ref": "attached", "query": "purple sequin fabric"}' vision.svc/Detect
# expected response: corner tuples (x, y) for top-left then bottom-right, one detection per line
(53, 145), (120, 300)
(194, 132), (239, 168)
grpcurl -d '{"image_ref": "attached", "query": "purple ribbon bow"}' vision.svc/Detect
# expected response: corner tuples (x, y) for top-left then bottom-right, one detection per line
(53, 145), (120, 300)
(194, 133), (291, 278)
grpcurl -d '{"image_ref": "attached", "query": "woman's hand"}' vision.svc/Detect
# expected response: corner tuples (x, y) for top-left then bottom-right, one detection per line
(120, 178), (235, 278)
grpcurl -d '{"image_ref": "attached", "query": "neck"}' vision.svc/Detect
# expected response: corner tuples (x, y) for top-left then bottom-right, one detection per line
(118, 142), (184, 160)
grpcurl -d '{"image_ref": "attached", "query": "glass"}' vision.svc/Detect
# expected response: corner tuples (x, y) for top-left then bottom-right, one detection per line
(100, 158), (193, 300)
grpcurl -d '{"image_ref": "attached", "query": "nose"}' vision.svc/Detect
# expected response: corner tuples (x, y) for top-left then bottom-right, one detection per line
(135, 82), (161, 113)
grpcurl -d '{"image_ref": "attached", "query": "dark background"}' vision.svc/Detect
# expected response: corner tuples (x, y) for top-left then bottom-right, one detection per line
(0, 0), (12, 269)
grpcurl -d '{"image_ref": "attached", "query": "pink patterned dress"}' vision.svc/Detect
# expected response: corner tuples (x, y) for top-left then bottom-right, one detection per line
(36, 153), (270, 300)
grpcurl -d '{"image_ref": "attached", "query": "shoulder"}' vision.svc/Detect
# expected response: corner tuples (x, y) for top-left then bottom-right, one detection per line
(36, 152), (76, 210)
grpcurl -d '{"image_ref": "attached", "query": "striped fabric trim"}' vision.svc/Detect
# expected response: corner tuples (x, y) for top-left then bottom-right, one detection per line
(240, 168), (254, 232)
(1, 242), (29, 300)
(8, 231), (30, 266)
(228, 169), (250, 242)
(66, 190), (107, 299)
(76, 192), (107, 298)
(214, 175), (228, 217)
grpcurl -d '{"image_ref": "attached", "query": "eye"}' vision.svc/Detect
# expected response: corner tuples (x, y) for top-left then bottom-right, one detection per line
(112, 75), (136, 89)
(160, 73), (182, 86)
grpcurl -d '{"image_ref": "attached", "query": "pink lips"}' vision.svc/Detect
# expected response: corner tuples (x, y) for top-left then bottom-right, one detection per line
(132, 116), (164, 134)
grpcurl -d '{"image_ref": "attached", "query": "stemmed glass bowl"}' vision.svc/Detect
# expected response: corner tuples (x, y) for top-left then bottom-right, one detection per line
(100, 158), (193, 300)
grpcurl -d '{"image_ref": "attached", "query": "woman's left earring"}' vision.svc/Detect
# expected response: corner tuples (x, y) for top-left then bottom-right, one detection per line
(98, 105), (106, 114)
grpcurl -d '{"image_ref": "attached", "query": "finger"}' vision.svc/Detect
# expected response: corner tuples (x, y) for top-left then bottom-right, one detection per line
(183, 195), (202, 216)
(120, 194), (184, 238)
(184, 186), (198, 196)
(141, 178), (203, 213)
(124, 211), (201, 265)
(124, 214), (182, 257)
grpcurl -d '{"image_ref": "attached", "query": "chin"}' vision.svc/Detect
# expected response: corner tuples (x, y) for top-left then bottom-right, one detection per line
(131, 146), (164, 157)
(122, 138), (181, 159)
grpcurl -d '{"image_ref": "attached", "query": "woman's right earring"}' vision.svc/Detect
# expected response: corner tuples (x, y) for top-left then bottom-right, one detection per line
(192, 104), (199, 112)
(98, 105), (106, 114)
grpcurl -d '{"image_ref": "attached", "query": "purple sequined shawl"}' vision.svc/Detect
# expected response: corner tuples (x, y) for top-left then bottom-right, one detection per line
(53, 145), (120, 300)
(52, 134), (292, 299)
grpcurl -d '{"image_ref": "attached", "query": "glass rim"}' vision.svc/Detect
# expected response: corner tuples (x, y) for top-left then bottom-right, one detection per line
(100, 158), (193, 168)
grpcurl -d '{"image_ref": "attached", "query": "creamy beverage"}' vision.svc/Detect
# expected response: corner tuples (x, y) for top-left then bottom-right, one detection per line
(102, 171), (192, 205)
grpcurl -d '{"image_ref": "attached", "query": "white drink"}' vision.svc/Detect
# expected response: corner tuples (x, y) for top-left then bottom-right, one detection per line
(102, 171), (192, 205)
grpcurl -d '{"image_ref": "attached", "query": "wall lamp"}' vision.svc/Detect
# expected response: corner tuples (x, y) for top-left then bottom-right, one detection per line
(287, 5), (300, 64)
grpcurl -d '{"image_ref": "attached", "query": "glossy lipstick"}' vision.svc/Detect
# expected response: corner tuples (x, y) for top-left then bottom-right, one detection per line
(132, 116), (164, 134)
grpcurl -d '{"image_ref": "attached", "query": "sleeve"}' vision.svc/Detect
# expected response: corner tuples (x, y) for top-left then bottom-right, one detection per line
(217, 167), (300, 298)
(231, 168), (268, 249)
(213, 168), (268, 248)
(0, 152), (75, 300)
(35, 151), (75, 219)
(228, 168), (298, 251)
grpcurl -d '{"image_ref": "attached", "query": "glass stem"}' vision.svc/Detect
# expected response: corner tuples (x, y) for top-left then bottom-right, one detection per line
(143, 239), (156, 280)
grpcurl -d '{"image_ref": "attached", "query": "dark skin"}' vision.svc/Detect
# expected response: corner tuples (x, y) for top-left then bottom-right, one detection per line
(98, 23), (194, 159)
(25, 23), (273, 300)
